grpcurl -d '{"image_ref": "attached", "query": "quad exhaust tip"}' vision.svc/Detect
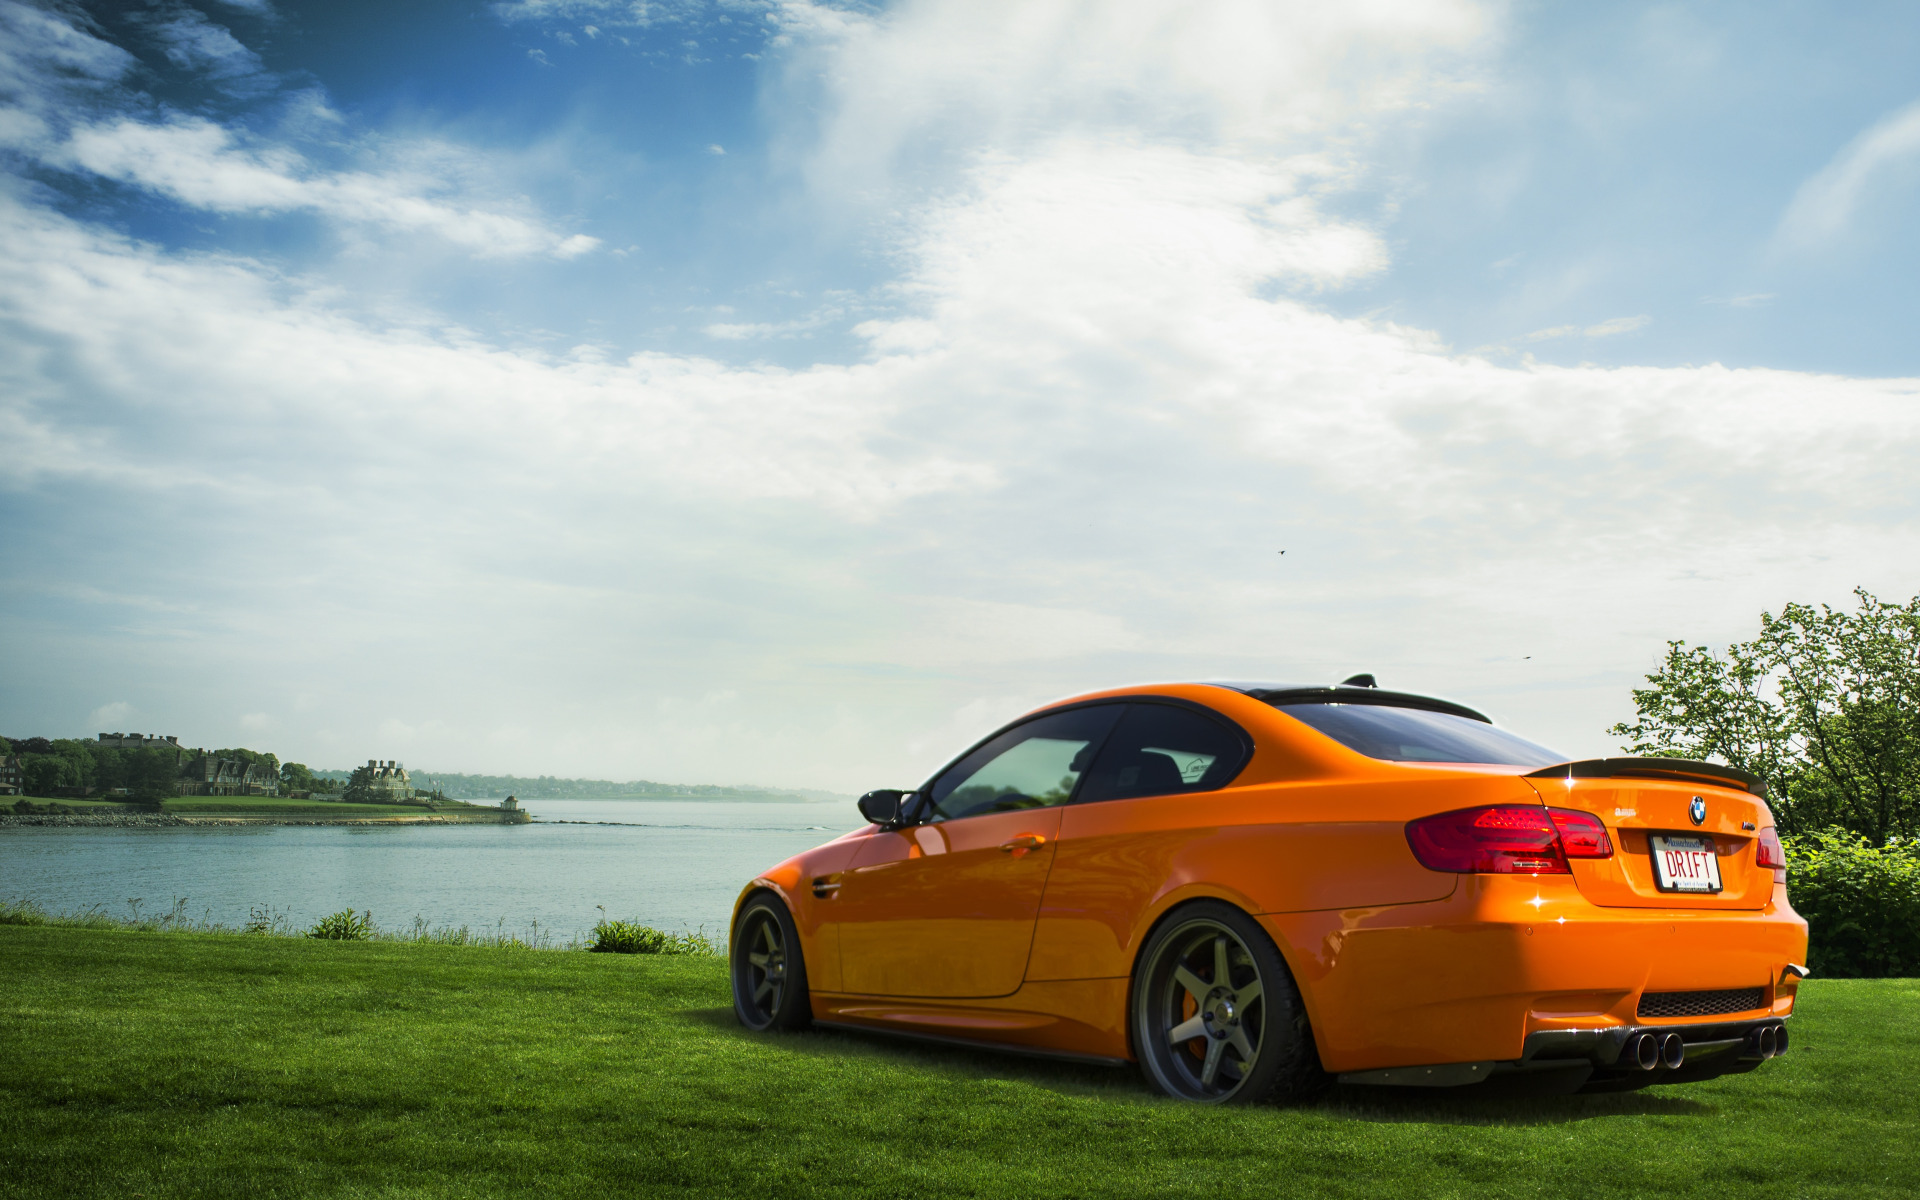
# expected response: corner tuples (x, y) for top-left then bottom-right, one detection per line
(1622, 1022), (1789, 1072)
(1743, 1022), (1790, 1060)
(1629, 1032), (1660, 1070)
(1659, 1032), (1686, 1069)
(1625, 1031), (1686, 1070)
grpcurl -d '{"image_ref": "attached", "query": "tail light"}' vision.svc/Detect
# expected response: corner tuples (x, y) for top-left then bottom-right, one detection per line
(1756, 827), (1786, 880)
(1547, 807), (1614, 858)
(1406, 805), (1615, 874)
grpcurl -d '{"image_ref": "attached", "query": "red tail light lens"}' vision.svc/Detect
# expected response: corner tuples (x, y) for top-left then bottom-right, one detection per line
(1756, 827), (1786, 871)
(1406, 806), (1569, 874)
(1547, 807), (1614, 858)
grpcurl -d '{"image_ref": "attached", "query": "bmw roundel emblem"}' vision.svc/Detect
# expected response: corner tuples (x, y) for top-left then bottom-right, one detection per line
(1689, 796), (1707, 826)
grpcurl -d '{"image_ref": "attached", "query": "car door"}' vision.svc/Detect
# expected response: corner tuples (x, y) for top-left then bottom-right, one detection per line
(1025, 700), (1255, 981)
(835, 704), (1124, 998)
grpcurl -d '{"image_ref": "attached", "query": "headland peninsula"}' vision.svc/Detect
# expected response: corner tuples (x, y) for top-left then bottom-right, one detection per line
(1, 730), (844, 828)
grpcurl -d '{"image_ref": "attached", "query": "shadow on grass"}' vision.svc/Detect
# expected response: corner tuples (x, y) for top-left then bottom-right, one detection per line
(678, 1005), (1145, 1096)
(1318, 1080), (1715, 1126)
(678, 1006), (1720, 1124)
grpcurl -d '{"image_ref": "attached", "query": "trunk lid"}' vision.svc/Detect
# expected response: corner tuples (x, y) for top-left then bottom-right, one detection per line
(1526, 759), (1776, 910)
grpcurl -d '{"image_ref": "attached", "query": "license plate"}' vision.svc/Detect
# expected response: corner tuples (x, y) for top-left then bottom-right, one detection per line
(1651, 835), (1722, 893)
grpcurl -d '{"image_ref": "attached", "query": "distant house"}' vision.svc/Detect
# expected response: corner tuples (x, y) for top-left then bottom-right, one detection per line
(178, 753), (278, 796)
(364, 760), (416, 802)
(0, 755), (20, 796)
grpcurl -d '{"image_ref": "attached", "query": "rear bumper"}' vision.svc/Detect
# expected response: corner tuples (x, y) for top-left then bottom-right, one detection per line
(1338, 1014), (1790, 1088)
(1261, 873), (1808, 1075)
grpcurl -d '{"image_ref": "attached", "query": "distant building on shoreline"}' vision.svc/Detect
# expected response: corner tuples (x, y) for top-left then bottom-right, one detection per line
(364, 759), (416, 802)
(179, 752), (278, 796)
(96, 732), (183, 750)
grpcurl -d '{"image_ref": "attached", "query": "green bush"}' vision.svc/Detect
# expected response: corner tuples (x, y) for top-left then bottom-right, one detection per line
(588, 919), (716, 956)
(308, 910), (375, 941)
(1785, 829), (1920, 977)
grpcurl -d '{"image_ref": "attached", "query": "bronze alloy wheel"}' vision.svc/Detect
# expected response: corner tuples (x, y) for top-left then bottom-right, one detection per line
(730, 892), (811, 1032)
(1131, 901), (1326, 1103)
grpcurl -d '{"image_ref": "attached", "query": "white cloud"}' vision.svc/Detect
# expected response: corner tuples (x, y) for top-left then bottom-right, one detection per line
(491, 1), (713, 27)
(88, 701), (135, 729)
(145, 7), (271, 92)
(239, 712), (276, 732)
(0, 0), (135, 97)
(1776, 98), (1920, 250)
(1581, 315), (1649, 337)
(6, 0), (1920, 786)
(0, 194), (980, 510)
(784, 0), (1492, 194)
(1521, 314), (1648, 343)
(0, 7), (599, 260)
(54, 116), (599, 258)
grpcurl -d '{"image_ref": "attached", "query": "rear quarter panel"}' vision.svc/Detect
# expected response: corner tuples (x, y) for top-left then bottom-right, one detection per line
(1026, 771), (1539, 981)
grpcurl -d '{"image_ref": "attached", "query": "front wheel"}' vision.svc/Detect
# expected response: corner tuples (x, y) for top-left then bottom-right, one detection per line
(731, 892), (811, 1032)
(1131, 901), (1326, 1103)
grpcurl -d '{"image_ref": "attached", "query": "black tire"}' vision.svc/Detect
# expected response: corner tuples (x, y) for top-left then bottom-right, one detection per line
(730, 892), (811, 1032)
(1130, 900), (1327, 1104)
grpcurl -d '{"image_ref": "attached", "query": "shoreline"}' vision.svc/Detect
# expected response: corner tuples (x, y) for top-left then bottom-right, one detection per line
(0, 811), (532, 828)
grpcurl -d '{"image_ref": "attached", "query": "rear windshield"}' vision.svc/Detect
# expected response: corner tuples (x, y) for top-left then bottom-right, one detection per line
(1275, 703), (1565, 767)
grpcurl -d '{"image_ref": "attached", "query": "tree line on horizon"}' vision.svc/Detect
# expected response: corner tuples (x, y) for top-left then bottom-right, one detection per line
(306, 769), (827, 802)
(0, 737), (311, 801)
(0, 736), (829, 804)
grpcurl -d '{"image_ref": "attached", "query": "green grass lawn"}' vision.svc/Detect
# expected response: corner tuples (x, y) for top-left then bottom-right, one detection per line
(1, 926), (1914, 1199)
(9, 795), (134, 809)
(162, 796), (460, 815)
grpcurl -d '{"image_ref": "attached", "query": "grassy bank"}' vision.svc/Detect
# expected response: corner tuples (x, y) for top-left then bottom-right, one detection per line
(10, 794), (497, 816)
(1, 926), (1915, 1199)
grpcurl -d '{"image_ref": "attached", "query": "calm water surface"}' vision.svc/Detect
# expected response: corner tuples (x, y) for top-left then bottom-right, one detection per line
(0, 799), (854, 942)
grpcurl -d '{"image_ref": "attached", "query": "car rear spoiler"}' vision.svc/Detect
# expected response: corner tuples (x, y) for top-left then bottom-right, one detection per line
(1526, 757), (1766, 798)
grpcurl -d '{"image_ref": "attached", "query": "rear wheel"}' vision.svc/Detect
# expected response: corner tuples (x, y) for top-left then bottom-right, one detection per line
(731, 892), (811, 1032)
(1131, 901), (1327, 1104)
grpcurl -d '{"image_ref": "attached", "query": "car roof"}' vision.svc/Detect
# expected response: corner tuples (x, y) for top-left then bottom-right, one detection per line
(1198, 681), (1494, 724)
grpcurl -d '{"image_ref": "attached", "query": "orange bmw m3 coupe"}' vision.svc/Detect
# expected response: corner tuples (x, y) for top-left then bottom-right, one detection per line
(729, 680), (1808, 1102)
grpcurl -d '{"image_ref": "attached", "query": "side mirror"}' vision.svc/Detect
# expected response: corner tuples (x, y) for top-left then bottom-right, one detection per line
(857, 789), (911, 827)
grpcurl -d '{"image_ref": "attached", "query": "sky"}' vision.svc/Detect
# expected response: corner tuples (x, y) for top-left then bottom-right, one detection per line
(2, 0), (1918, 791)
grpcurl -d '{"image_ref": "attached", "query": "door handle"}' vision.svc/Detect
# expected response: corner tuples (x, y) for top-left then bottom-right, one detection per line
(999, 834), (1048, 853)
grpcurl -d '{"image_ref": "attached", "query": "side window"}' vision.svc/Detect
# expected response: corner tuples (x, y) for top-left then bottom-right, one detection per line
(925, 706), (1124, 822)
(1077, 703), (1250, 804)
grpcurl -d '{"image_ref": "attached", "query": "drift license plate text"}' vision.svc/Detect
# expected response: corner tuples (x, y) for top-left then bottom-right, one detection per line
(1651, 834), (1722, 893)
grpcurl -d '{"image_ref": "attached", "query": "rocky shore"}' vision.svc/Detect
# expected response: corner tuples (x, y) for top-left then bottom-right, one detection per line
(1, 813), (190, 827)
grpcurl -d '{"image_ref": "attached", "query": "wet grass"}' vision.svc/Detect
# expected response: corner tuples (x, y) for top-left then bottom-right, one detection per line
(0, 924), (1914, 1199)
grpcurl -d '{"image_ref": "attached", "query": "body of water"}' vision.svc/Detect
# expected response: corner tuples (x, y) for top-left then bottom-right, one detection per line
(0, 799), (854, 942)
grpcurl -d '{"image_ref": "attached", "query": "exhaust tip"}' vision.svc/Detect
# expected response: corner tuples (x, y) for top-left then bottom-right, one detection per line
(1630, 1032), (1660, 1070)
(1773, 1023), (1789, 1056)
(1758, 1025), (1778, 1058)
(1660, 1032), (1686, 1070)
